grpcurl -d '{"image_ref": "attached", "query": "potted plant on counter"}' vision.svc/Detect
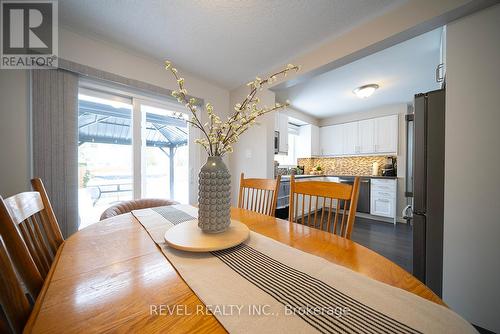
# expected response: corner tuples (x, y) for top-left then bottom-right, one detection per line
(312, 165), (324, 175)
(164, 61), (300, 233)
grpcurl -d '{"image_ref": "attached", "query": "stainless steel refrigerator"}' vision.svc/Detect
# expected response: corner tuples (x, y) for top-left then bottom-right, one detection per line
(406, 88), (445, 297)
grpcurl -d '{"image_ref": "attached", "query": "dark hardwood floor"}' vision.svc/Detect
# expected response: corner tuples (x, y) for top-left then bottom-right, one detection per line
(351, 217), (413, 273)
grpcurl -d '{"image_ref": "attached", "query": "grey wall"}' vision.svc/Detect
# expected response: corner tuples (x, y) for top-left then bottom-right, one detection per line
(0, 70), (30, 197)
(443, 4), (500, 332)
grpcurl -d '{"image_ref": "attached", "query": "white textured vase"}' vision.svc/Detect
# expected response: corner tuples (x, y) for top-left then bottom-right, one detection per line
(198, 156), (231, 233)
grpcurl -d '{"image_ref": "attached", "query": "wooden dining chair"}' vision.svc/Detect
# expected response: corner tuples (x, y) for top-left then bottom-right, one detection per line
(238, 173), (281, 217)
(0, 178), (64, 298)
(289, 175), (360, 239)
(0, 236), (32, 334)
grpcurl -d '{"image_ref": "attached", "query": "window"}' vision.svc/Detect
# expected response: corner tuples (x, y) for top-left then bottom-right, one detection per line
(77, 87), (189, 229)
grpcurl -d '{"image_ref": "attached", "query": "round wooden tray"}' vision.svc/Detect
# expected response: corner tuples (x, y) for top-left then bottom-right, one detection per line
(164, 219), (250, 252)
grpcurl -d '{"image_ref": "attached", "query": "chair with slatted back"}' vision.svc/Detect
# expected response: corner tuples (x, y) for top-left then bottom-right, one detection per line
(0, 236), (33, 334)
(289, 175), (360, 239)
(0, 178), (64, 298)
(238, 173), (281, 217)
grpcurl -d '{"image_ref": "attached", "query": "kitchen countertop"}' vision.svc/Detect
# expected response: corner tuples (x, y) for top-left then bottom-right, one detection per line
(279, 174), (398, 181)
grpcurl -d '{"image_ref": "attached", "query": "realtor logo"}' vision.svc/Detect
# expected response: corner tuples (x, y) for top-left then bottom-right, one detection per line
(1, 0), (58, 69)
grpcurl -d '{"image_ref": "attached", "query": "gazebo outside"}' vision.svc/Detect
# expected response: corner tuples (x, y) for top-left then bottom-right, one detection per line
(78, 99), (188, 228)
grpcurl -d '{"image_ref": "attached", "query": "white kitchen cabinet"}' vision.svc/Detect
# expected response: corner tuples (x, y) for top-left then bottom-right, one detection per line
(370, 178), (397, 223)
(371, 196), (396, 220)
(358, 118), (375, 153)
(320, 124), (343, 156)
(296, 124), (320, 158)
(310, 125), (320, 156)
(374, 115), (398, 154)
(319, 125), (332, 155)
(318, 114), (398, 157)
(331, 125), (343, 155)
(343, 122), (358, 155)
(275, 111), (288, 154)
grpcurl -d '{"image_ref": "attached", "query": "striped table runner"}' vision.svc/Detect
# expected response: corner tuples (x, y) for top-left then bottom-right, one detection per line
(132, 205), (476, 334)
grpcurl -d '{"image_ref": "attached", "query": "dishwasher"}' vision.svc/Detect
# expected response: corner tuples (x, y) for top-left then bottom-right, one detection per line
(339, 177), (371, 214)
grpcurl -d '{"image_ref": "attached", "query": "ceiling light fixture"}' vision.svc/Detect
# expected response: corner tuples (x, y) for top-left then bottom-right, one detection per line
(353, 84), (379, 98)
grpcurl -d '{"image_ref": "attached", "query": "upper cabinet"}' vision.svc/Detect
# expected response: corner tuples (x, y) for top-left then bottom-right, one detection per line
(320, 123), (343, 156)
(343, 122), (358, 155)
(310, 125), (320, 156)
(319, 115), (398, 157)
(374, 115), (398, 153)
(275, 111), (288, 154)
(296, 124), (320, 158)
(358, 119), (375, 154)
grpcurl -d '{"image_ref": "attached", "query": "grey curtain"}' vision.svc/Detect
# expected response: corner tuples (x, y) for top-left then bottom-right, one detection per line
(31, 69), (79, 237)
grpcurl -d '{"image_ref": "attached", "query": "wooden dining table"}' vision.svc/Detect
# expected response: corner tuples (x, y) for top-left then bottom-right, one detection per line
(24, 207), (443, 333)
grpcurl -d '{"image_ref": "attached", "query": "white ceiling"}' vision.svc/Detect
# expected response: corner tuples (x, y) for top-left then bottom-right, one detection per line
(58, 0), (405, 89)
(276, 28), (443, 119)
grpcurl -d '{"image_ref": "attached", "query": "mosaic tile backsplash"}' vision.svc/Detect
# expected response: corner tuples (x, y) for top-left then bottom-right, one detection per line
(297, 156), (394, 176)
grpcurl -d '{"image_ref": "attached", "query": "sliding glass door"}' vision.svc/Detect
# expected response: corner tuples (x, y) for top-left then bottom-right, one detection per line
(141, 103), (189, 203)
(78, 91), (133, 229)
(77, 87), (189, 229)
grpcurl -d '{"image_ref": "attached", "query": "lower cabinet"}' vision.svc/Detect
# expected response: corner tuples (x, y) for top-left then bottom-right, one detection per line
(370, 179), (397, 223)
(371, 195), (395, 217)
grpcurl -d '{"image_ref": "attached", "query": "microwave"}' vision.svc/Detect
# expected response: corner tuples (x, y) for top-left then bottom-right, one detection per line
(274, 131), (279, 154)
